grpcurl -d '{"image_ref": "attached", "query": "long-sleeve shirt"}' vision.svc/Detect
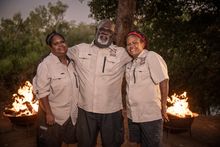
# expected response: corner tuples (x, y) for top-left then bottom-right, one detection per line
(33, 53), (79, 125)
(68, 42), (131, 113)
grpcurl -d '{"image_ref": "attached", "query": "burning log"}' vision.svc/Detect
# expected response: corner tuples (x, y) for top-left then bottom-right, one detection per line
(4, 109), (17, 116)
(24, 101), (34, 114)
(3, 81), (39, 126)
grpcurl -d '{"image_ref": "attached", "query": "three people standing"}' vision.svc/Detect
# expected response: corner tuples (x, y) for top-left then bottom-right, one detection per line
(33, 20), (169, 147)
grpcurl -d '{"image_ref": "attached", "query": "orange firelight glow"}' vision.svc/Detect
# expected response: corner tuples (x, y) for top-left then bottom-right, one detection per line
(167, 92), (199, 118)
(5, 81), (38, 116)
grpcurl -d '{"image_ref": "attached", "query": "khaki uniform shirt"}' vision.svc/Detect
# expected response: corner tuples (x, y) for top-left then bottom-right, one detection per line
(33, 53), (79, 125)
(126, 50), (169, 122)
(68, 43), (131, 113)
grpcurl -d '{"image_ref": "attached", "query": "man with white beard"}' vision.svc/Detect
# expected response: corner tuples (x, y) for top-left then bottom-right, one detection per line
(68, 19), (131, 147)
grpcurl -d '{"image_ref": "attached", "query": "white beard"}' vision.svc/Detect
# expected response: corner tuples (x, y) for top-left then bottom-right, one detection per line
(97, 35), (110, 46)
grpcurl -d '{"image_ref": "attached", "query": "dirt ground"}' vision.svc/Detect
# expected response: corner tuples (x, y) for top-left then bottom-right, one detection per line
(0, 108), (220, 147)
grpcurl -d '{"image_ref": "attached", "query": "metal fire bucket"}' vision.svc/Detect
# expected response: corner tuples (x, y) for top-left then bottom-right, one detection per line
(3, 112), (37, 126)
(164, 114), (195, 137)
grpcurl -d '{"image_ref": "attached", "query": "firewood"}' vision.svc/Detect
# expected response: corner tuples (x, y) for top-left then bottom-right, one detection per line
(24, 101), (34, 113)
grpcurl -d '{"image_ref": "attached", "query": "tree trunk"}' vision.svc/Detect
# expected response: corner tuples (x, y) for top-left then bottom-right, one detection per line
(115, 0), (136, 47)
(115, 0), (136, 108)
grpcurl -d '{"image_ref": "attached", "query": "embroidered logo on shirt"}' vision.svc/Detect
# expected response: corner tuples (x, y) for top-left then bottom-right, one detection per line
(109, 48), (117, 57)
(140, 57), (146, 65)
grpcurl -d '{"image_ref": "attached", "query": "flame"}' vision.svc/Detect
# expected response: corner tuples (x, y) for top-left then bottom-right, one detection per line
(167, 92), (198, 118)
(5, 81), (38, 116)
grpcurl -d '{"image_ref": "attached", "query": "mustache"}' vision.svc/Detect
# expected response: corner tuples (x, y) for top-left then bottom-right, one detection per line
(97, 37), (109, 45)
(97, 34), (110, 42)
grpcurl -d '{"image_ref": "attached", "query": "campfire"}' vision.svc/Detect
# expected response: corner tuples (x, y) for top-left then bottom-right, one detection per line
(3, 81), (39, 125)
(164, 92), (199, 136)
(167, 92), (199, 118)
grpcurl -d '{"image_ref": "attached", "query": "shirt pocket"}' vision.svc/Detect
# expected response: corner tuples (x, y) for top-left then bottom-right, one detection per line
(135, 65), (150, 82)
(51, 73), (66, 94)
(78, 51), (91, 69)
(105, 56), (120, 72)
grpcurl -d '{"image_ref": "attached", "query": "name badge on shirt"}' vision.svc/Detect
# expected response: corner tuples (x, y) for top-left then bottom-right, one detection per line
(140, 57), (146, 65)
(109, 48), (117, 57)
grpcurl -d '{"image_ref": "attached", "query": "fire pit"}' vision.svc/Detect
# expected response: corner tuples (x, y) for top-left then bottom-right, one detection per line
(3, 112), (37, 126)
(3, 81), (39, 126)
(164, 92), (199, 137)
(164, 114), (195, 136)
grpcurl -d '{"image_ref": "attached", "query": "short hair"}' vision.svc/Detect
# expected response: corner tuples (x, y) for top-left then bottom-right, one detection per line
(97, 19), (115, 33)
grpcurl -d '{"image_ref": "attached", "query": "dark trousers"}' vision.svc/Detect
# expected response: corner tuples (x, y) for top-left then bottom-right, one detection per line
(37, 123), (62, 147)
(128, 118), (163, 147)
(37, 107), (77, 147)
(76, 108), (124, 147)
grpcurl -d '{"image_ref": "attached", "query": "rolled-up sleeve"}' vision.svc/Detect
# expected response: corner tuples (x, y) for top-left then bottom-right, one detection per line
(34, 62), (51, 99)
(148, 52), (169, 84)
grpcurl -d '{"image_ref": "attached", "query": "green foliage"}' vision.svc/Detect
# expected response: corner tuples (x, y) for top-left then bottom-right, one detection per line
(88, 0), (220, 114)
(65, 22), (95, 46)
(88, 0), (118, 21)
(0, 56), (14, 76)
(0, 1), (95, 101)
(138, 0), (220, 114)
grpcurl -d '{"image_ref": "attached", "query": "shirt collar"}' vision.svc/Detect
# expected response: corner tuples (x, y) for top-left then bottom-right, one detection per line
(90, 40), (115, 50)
(137, 49), (148, 58)
(132, 50), (148, 63)
(49, 53), (71, 64)
(49, 53), (60, 64)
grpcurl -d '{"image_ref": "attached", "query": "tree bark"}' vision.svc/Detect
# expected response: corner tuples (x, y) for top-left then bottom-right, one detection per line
(115, 0), (136, 47)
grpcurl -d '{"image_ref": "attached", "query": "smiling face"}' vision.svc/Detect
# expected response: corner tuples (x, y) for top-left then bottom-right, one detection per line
(50, 35), (68, 57)
(96, 27), (113, 46)
(94, 20), (115, 48)
(126, 35), (145, 58)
